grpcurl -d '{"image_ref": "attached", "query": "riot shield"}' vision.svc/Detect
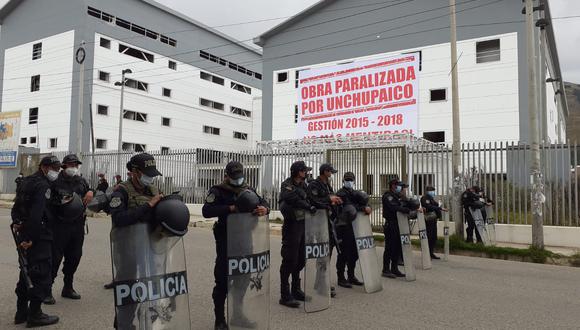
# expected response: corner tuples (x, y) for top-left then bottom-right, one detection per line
(485, 205), (496, 245)
(110, 222), (191, 330)
(351, 212), (382, 294)
(396, 212), (416, 282)
(304, 209), (330, 313)
(443, 212), (450, 262)
(226, 213), (270, 330)
(470, 208), (490, 246)
(416, 213), (432, 270)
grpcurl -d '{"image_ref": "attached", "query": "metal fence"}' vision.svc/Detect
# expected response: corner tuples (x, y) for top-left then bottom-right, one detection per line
(43, 135), (579, 228)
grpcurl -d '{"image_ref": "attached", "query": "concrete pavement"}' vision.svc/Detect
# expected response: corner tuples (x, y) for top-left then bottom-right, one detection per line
(1, 209), (579, 329)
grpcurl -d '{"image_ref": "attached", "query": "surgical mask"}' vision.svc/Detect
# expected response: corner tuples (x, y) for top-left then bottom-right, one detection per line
(47, 170), (59, 182)
(64, 167), (80, 177)
(230, 177), (245, 187)
(395, 186), (402, 193)
(343, 181), (354, 189)
(139, 174), (155, 186)
(428, 191), (436, 197)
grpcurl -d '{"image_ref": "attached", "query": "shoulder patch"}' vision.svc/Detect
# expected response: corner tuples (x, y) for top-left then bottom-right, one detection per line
(312, 189), (319, 196)
(45, 188), (51, 200)
(387, 195), (393, 201)
(285, 185), (293, 191)
(109, 197), (122, 208)
(425, 200), (430, 204)
(205, 193), (216, 203)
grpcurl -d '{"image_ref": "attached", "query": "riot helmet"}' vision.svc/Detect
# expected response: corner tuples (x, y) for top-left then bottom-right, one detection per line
(235, 189), (261, 213)
(154, 194), (190, 236)
(352, 190), (369, 206)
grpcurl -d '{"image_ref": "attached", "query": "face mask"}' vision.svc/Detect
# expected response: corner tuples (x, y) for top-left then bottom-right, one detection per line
(395, 186), (402, 193)
(47, 170), (59, 182)
(428, 191), (436, 197)
(65, 167), (80, 177)
(230, 177), (245, 187)
(343, 181), (354, 189)
(139, 174), (155, 186)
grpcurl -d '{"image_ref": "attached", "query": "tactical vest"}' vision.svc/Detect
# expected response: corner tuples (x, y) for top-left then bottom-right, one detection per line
(118, 181), (159, 209)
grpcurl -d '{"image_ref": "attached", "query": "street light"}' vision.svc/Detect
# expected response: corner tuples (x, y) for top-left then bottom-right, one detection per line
(114, 69), (132, 176)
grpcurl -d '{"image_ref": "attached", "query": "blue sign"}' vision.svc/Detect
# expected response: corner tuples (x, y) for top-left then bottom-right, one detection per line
(0, 150), (17, 167)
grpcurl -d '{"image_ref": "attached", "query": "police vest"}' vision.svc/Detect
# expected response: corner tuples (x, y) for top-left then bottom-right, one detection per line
(118, 181), (159, 209)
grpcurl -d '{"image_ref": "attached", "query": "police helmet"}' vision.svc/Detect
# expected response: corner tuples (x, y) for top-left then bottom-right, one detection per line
(407, 197), (421, 210)
(352, 190), (369, 206)
(408, 210), (418, 220)
(154, 194), (190, 236)
(473, 200), (485, 209)
(342, 204), (357, 222)
(235, 189), (261, 213)
(87, 191), (111, 213)
(60, 193), (85, 219)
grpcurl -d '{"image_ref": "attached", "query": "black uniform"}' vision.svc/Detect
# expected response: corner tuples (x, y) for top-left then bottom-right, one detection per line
(12, 171), (54, 321)
(48, 172), (90, 292)
(96, 178), (109, 193)
(202, 182), (268, 323)
(421, 194), (442, 256)
(335, 187), (367, 279)
(381, 190), (411, 272)
(278, 177), (312, 299)
(307, 177), (339, 255)
(462, 189), (483, 243)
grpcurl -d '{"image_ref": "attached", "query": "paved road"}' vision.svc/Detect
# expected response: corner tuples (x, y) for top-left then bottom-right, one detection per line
(1, 209), (579, 329)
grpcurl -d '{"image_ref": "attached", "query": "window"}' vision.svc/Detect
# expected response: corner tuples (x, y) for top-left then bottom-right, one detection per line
(200, 98), (224, 111)
(29, 107), (38, 124)
(49, 138), (58, 148)
(100, 37), (111, 49)
(203, 125), (220, 135)
(430, 89), (447, 102)
(118, 44), (154, 63)
(162, 88), (171, 98)
(98, 71), (110, 82)
(233, 131), (248, 140)
(162, 117), (171, 126)
(294, 105), (299, 124)
(20, 137), (27, 144)
(96, 139), (107, 149)
(124, 78), (148, 92)
(161, 147), (170, 154)
(423, 131), (445, 143)
(122, 142), (146, 152)
(30, 75), (40, 92)
(277, 72), (288, 83)
(30, 136), (37, 144)
(199, 50), (261, 80)
(32, 43), (42, 60)
(97, 105), (108, 115)
(200, 71), (224, 85)
(231, 82), (251, 94)
(230, 106), (251, 118)
(168, 60), (176, 70)
(476, 39), (500, 63)
(123, 110), (147, 122)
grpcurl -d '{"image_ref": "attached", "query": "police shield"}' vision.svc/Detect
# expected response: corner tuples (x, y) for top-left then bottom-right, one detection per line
(485, 205), (496, 245)
(304, 209), (330, 313)
(470, 208), (490, 245)
(416, 213), (432, 270)
(396, 212), (416, 282)
(110, 222), (191, 329)
(226, 213), (270, 330)
(352, 212), (382, 293)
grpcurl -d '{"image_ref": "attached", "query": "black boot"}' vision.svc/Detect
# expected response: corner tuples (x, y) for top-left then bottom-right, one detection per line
(61, 287), (81, 300)
(42, 291), (55, 305)
(348, 275), (364, 286)
(430, 254), (441, 260)
(15, 298), (28, 324)
(382, 269), (396, 278)
(337, 274), (352, 288)
(214, 318), (228, 330)
(391, 263), (405, 278)
(279, 281), (300, 308)
(27, 302), (59, 328)
(330, 286), (336, 298)
(291, 279), (307, 301)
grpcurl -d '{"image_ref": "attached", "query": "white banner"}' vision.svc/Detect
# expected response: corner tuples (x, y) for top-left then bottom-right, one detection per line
(297, 53), (419, 139)
(0, 111), (21, 168)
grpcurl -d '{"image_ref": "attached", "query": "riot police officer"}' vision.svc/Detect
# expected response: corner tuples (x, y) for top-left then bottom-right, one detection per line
(278, 161), (313, 308)
(474, 186), (494, 221)
(96, 173), (108, 193)
(11, 155), (61, 327)
(307, 163), (342, 296)
(202, 161), (269, 330)
(335, 172), (370, 288)
(381, 179), (412, 278)
(462, 186), (484, 243)
(421, 186), (448, 259)
(44, 154), (93, 304)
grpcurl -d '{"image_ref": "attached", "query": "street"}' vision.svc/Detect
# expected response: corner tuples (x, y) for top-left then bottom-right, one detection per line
(1, 208), (579, 329)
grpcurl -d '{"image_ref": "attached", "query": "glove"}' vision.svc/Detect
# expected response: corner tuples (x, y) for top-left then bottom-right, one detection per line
(309, 206), (317, 215)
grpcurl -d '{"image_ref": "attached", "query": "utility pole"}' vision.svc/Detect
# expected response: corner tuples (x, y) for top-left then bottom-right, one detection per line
(525, 0), (544, 249)
(115, 69), (132, 176)
(75, 41), (86, 154)
(450, 0), (464, 238)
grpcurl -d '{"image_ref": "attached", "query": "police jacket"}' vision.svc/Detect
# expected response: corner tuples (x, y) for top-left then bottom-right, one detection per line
(336, 187), (368, 226)
(278, 177), (311, 222)
(382, 190), (410, 223)
(109, 180), (159, 227)
(421, 194), (442, 219)
(307, 177), (334, 210)
(461, 190), (483, 211)
(202, 182), (269, 231)
(49, 172), (90, 224)
(11, 171), (52, 242)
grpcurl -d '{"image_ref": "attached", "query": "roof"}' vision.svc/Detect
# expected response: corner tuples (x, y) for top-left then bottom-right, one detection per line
(0, 0), (262, 56)
(253, 0), (336, 46)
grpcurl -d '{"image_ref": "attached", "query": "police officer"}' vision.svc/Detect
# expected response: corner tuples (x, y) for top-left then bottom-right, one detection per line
(381, 179), (413, 278)
(202, 161), (269, 330)
(96, 173), (109, 193)
(109, 153), (163, 329)
(307, 163), (342, 296)
(335, 172), (370, 288)
(278, 161), (313, 308)
(15, 172), (24, 191)
(462, 186), (484, 243)
(421, 186), (447, 260)
(474, 186), (494, 221)
(11, 155), (61, 327)
(44, 154), (92, 304)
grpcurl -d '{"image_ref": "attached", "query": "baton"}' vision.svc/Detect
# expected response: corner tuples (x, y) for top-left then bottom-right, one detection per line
(10, 223), (33, 289)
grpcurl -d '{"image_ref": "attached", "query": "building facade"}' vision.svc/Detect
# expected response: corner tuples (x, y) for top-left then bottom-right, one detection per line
(0, 0), (263, 153)
(255, 0), (568, 144)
